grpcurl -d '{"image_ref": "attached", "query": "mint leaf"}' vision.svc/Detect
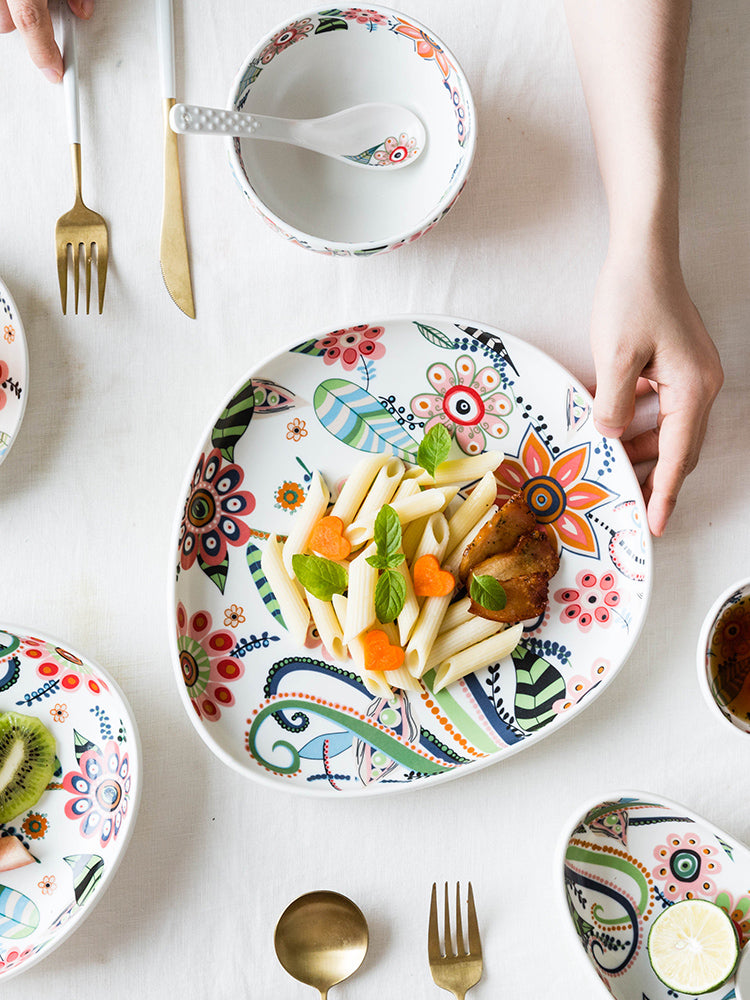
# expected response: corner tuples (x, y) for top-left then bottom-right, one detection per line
(417, 423), (452, 476)
(366, 550), (405, 571)
(375, 569), (407, 623)
(373, 504), (402, 560)
(470, 574), (507, 612)
(292, 554), (348, 601)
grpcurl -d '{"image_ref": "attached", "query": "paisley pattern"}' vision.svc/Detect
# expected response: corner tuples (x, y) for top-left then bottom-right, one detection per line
(563, 794), (750, 999)
(171, 316), (650, 794)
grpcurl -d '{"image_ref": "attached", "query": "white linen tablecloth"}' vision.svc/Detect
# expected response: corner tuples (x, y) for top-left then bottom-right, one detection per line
(0, 0), (748, 996)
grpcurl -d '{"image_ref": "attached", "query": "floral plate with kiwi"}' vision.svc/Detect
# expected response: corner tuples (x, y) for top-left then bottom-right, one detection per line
(0, 626), (141, 980)
(169, 315), (652, 796)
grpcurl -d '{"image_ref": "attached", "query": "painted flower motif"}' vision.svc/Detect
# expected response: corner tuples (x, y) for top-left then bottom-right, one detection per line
(411, 355), (512, 455)
(286, 417), (308, 442)
(494, 424), (615, 557)
(224, 604), (246, 628)
(176, 603), (243, 722)
(373, 133), (419, 166)
(50, 703), (68, 723)
(38, 874), (56, 895)
(553, 658), (610, 714)
(393, 18), (453, 77)
(315, 325), (386, 372)
(21, 640), (106, 695)
(63, 740), (131, 848)
(21, 812), (48, 840)
(554, 571), (623, 632)
(259, 19), (313, 63)
(275, 481), (306, 512)
(716, 890), (750, 945)
(179, 448), (255, 570)
(340, 8), (388, 25)
(0, 947), (35, 972)
(714, 602), (750, 661)
(3, 325), (14, 343)
(0, 360), (8, 412)
(652, 832), (722, 901)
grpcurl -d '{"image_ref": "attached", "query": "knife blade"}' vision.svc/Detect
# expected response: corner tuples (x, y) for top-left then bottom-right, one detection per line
(156, 0), (195, 318)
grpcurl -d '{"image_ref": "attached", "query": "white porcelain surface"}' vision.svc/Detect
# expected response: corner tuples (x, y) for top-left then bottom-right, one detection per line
(226, 5), (475, 254)
(0, 279), (27, 469)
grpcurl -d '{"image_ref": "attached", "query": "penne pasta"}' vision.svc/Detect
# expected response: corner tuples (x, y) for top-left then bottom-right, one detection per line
(443, 505), (498, 576)
(424, 617), (505, 673)
(446, 471), (498, 553)
(395, 559), (419, 646)
(412, 512), (450, 565)
(344, 458), (404, 546)
(261, 534), (311, 645)
(391, 477), (420, 504)
(334, 596), (394, 699)
(438, 596), (473, 634)
(306, 593), (347, 661)
(401, 514), (430, 563)
(422, 451), (503, 486)
(347, 488), (447, 548)
(330, 453), (391, 525)
(343, 542), (378, 643)
(282, 471), (331, 577)
(405, 594), (453, 677)
(433, 623), (523, 692)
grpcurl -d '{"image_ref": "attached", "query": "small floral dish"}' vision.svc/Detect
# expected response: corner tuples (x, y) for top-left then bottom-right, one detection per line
(697, 577), (750, 737)
(0, 626), (141, 980)
(169, 315), (652, 796)
(560, 791), (750, 1000)
(226, 5), (475, 255)
(0, 278), (28, 468)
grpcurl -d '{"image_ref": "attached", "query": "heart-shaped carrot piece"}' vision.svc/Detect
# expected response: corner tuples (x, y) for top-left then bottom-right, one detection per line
(309, 515), (351, 561)
(413, 554), (455, 597)
(363, 629), (404, 673)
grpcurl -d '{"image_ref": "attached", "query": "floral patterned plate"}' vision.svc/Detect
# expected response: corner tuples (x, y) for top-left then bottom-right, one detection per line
(170, 315), (652, 795)
(559, 791), (750, 999)
(0, 278), (28, 468)
(0, 626), (141, 980)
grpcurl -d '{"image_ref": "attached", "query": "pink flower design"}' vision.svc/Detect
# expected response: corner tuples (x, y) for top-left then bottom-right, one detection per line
(393, 18), (453, 77)
(340, 8), (388, 26)
(63, 740), (131, 848)
(0, 947), (35, 972)
(315, 325), (386, 372)
(179, 448), (255, 570)
(411, 355), (512, 455)
(652, 832), (722, 901)
(176, 603), (243, 722)
(554, 571), (623, 632)
(0, 359), (8, 412)
(373, 133), (419, 166)
(260, 19), (313, 63)
(21, 638), (107, 695)
(494, 425), (615, 557)
(553, 658), (610, 713)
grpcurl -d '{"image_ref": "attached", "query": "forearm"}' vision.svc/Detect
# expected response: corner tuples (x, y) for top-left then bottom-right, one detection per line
(564, 0), (692, 260)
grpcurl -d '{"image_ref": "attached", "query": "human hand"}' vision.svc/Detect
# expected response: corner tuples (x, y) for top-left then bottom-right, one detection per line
(589, 247), (723, 537)
(0, 0), (93, 82)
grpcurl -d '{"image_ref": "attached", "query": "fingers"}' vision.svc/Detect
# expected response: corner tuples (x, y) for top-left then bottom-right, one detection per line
(6, 0), (62, 80)
(0, 1), (14, 33)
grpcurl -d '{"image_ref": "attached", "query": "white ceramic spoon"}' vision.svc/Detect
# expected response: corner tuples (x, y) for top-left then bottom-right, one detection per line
(169, 101), (426, 169)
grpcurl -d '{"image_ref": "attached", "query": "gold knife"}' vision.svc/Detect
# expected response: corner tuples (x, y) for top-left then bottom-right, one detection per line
(156, 0), (195, 318)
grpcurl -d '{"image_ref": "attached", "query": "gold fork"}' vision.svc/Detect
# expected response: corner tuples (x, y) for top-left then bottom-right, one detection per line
(55, 4), (108, 314)
(428, 882), (483, 1000)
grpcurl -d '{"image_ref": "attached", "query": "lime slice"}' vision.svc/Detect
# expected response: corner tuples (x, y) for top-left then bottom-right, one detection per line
(648, 899), (739, 995)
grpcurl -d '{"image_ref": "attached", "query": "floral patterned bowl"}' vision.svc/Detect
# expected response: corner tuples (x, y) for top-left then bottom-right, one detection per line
(697, 577), (750, 737)
(0, 278), (28, 468)
(226, 5), (475, 255)
(560, 791), (750, 999)
(169, 315), (651, 796)
(0, 626), (141, 980)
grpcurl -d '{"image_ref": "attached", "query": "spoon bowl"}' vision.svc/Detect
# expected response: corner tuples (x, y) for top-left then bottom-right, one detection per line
(274, 890), (369, 999)
(170, 102), (425, 170)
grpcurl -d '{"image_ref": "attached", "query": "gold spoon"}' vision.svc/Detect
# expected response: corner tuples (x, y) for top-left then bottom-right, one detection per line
(274, 890), (369, 1000)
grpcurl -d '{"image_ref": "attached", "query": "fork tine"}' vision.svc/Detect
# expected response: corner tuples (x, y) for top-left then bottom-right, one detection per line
(85, 244), (92, 315)
(57, 243), (69, 315)
(466, 882), (482, 957)
(72, 242), (80, 314)
(96, 241), (107, 314)
(443, 882), (453, 957)
(454, 883), (465, 956)
(428, 883), (440, 961)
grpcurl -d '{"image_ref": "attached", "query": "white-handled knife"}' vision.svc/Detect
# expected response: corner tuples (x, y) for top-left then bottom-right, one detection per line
(156, 0), (195, 318)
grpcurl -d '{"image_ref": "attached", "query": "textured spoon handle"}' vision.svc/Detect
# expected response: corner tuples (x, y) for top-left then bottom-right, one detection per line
(169, 104), (260, 138)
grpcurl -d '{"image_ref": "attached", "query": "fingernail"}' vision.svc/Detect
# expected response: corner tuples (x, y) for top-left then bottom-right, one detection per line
(594, 421), (625, 439)
(78, 0), (94, 16)
(43, 67), (62, 84)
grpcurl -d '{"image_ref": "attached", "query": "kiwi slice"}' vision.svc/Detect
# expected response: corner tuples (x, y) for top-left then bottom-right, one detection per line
(0, 712), (57, 824)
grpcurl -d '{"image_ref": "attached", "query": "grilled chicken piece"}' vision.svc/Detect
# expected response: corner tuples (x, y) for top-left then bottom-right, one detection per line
(468, 572), (551, 623)
(458, 491), (537, 584)
(469, 529), (559, 583)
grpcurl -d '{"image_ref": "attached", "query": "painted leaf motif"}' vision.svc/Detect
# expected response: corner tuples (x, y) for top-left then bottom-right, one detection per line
(199, 555), (229, 595)
(511, 647), (565, 733)
(252, 378), (299, 415)
(0, 886), (40, 939)
(313, 379), (419, 461)
(212, 377), (254, 462)
(290, 338), (327, 358)
(414, 321), (455, 350)
(73, 730), (99, 766)
(64, 854), (104, 907)
(247, 543), (287, 628)
(315, 15), (348, 32)
(298, 731), (353, 760)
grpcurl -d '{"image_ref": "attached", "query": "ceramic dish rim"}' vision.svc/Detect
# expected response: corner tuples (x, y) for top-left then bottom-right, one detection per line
(0, 622), (143, 982)
(554, 787), (747, 999)
(167, 312), (653, 797)
(0, 277), (29, 470)
(696, 575), (750, 741)
(224, 3), (477, 253)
